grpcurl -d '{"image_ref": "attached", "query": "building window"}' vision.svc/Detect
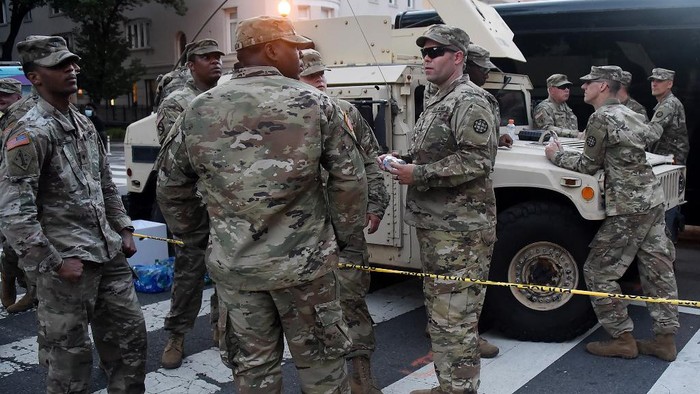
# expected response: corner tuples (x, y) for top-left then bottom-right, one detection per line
(407, 0), (414, 9)
(225, 7), (237, 53)
(321, 7), (335, 19)
(50, 7), (63, 17)
(126, 19), (151, 50)
(56, 32), (75, 51)
(0, 0), (8, 24)
(298, 5), (310, 20)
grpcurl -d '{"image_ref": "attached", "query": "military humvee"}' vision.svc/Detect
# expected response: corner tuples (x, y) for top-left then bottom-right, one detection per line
(124, 0), (686, 342)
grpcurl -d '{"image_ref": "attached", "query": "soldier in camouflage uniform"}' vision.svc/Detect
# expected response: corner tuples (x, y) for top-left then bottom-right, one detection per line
(380, 25), (497, 394)
(0, 36), (147, 392)
(0, 78), (22, 114)
(157, 16), (368, 393)
(155, 38), (224, 370)
(533, 73), (580, 137)
(617, 70), (648, 121)
(545, 65), (679, 362)
(648, 67), (688, 242)
(299, 48), (390, 393)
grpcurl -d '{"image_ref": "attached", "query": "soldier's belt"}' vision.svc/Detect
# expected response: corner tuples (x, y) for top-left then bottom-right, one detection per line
(131, 233), (698, 308)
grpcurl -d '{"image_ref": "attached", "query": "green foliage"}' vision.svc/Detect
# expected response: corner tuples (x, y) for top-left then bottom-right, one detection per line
(49, 0), (187, 105)
(106, 127), (126, 142)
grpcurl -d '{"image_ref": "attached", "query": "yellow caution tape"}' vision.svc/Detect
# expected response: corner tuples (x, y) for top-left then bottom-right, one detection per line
(339, 263), (700, 308)
(125, 233), (698, 308)
(132, 232), (184, 246)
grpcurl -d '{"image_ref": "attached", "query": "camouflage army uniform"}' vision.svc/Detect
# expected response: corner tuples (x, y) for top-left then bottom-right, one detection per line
(405, 73), (497, 393)
(0, 97), (147, 393)
(157, 65), (368, 393)
(622, 97), (648, 122)
(533, 97), (579, 137)
(550, 98), (678, 338)
(649, 92), (688, 165)
(153, 65), (192, 110)
(334, 98), (389, 359)
(155, 79), (219, 339)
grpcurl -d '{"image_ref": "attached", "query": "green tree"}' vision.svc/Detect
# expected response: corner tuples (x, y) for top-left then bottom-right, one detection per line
(51, 0), (186, 105)
(1, 0), (48, 61)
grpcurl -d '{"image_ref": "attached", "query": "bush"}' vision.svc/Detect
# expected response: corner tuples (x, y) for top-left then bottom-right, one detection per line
(107, 127), (126, 142)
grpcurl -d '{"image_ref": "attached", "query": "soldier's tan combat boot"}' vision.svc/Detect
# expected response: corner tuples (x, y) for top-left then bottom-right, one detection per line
(1, 271), (17, 308)
(585, 332), (638, 359)
(479, 337), (499, 358)
(350, 356), (382, 394)
(636, 334), (677, 361)
(6, 285), (36, 313)
(161, 333), (185, 369)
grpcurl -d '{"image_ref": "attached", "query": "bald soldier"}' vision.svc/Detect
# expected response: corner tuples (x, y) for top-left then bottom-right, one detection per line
(299, 48), (390, 393)
(157, 16), (367, 392)
(380, 24), (498, 394)
(155, 38), (224, 370)
(533, 73), (580, 137)
(618, 71), (648, 121)
(546, 66), (679, 362)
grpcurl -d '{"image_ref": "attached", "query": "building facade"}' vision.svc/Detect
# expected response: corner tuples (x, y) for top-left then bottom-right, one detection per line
(0, 0), (423, 122)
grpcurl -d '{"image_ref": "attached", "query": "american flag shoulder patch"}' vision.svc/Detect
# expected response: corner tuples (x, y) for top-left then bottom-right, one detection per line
(6, 132), (30, 151)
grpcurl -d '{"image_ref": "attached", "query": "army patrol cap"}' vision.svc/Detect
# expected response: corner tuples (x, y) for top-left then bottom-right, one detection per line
(235, 16), (312, 51)
(580, 65), (623, 82)
(620, 71), (633, 86)
(546, 74), (573, 87)
(0, 78), (21, 95)
(185, 39), (225, 57)
(648, 67), (675, 81)
(416, 24), (469, 56)
(467, 44), (497, 70)
(300, 49), (330, 77)
(17, 35), (80, 67)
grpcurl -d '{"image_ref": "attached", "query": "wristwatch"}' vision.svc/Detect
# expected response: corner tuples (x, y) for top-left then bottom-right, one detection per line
(123, 226), (135, 233)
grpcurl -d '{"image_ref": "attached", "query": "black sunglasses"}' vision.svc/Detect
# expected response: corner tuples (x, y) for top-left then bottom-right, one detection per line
(555, 85), (572, 90)
(420, 46), (457, 59)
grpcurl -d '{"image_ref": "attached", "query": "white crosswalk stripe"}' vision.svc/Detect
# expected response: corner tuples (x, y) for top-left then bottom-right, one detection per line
(109, 163), (127, 195)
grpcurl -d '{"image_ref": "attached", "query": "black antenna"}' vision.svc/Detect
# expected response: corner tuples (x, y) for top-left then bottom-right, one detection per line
(172, 0), (228, 71)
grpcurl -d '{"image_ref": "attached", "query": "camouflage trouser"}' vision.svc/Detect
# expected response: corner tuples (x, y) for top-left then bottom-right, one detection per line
(337, 249), (375, 358)
(164, 231), (218, 334)
(417, 227), (495, 394)
(584, 204), (679, 338)
(37, 252), (147, 394)
(217, 270), (351, 394)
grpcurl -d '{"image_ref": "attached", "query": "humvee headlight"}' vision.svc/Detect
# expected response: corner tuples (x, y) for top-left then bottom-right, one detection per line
(581, 186), (595, 201)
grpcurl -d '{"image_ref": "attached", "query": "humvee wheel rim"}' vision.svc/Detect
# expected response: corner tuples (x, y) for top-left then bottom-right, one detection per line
(507, 241), (578, 311)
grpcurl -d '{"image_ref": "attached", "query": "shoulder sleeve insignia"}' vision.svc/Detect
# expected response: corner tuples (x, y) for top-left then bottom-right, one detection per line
(6, 132), (30, 151)
(473, 118), (489, 134)
(586, 135), (597, 147)
(655, 111), (663, 118)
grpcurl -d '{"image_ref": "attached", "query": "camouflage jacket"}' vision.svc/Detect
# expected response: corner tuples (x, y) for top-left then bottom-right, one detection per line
(533, 98), (579, 137)
(622, 97), (648, 122)
(0, 97), (132, 275)
(551, 98), (664, 216)
(154, 65), (192, 110)
(649, 92), (689, 165)
(405, 75), (497, 231)
(156, 80), (202, 145)
(156, 66), (367, 291)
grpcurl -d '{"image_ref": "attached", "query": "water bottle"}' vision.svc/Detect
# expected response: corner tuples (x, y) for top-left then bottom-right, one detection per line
(507, 119), (517, 139)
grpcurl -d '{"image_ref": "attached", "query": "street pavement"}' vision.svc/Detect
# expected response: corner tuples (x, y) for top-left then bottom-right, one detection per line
(2, 145), (700, 392)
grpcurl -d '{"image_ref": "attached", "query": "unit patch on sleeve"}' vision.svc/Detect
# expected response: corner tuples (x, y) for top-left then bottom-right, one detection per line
(586, 135), (597, 147)
(473, 119), (489, 134)
(655, 111), (663, 118)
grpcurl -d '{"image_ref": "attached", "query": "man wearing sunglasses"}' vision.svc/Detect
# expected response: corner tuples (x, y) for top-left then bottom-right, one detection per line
(534, 73), (581, 138)
(380, 24), (497, 394)
(545, 65), (678, 362)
